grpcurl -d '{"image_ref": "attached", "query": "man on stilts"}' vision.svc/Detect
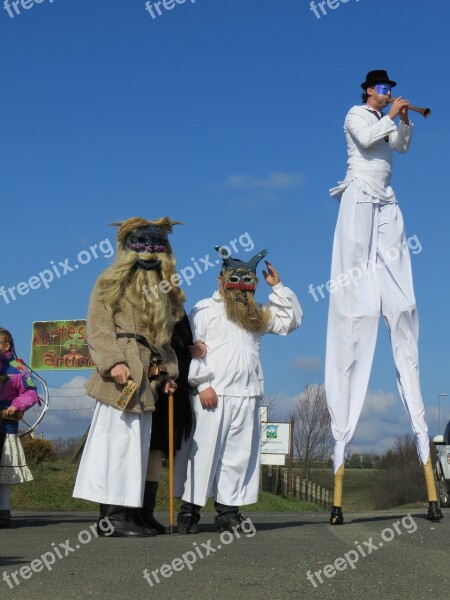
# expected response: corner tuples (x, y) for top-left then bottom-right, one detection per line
(325, 70), (443, 525)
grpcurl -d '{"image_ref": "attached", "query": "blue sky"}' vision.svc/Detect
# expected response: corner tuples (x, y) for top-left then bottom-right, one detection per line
(1, 0), (449, 452)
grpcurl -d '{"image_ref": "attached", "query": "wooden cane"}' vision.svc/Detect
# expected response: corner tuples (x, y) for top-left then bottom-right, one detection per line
(168, 393), (174, 535)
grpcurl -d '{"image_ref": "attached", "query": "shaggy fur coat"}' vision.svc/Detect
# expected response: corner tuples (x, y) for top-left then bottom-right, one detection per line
(85, 280), (178, 413)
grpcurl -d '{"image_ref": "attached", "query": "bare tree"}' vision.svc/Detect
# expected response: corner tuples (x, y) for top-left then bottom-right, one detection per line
(289, 384), (334, 479)
(374, 434), (427, 509)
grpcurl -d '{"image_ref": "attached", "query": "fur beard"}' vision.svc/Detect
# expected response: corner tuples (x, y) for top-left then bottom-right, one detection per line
(96, 250), (185, 350)
(222, 288), (270, 333)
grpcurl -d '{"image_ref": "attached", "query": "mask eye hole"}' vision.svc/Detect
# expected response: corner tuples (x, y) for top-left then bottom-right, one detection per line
(243, 275), (254, 284)
(229, 275), (240, 283)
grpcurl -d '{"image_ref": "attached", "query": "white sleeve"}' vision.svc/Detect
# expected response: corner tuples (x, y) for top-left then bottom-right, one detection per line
(188, 304), (214, 391)
(389, 120), (413, 153)
(265, 283), (303, 336)
(346, 109), (397, 148)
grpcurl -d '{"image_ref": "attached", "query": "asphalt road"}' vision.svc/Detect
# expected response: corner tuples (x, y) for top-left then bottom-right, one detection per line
(1, 508), (448, 600)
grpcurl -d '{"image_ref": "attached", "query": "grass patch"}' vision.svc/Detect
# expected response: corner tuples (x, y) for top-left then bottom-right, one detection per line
(308, 468), (384, 511)
(11, 459), (319, 513)
(11, 459), (94, 511)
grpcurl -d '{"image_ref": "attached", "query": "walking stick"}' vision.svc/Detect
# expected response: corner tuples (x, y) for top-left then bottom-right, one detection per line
(168, 392), (174, 535)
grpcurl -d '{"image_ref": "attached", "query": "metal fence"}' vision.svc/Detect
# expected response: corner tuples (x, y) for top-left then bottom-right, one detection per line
(33, 407), (95, 441)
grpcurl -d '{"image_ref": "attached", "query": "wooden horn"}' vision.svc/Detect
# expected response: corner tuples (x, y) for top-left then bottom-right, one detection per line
(387, 98), (431, 118)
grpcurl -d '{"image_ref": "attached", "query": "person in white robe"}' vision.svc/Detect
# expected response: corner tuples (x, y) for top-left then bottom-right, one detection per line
(177, 248), (302, 533)
(325, 70), (442, 524)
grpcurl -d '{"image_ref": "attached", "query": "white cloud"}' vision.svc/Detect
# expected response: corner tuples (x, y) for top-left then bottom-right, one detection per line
(262, 391), (297, 421)
(266, 387), (423, 456)
(291, 355), (323, 373)
(351, 390), (412, 454)
(225, 171), (303, 191)
(34, 376), (95, 440)
(49, 375), (95, 410)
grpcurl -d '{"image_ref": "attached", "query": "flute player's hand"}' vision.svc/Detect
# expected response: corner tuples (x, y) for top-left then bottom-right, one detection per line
(388, 96), (409, 120)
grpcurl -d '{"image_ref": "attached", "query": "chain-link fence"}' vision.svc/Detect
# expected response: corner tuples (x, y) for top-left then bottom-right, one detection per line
(31, 396), (96, 459)
(34, 407), (95, 440)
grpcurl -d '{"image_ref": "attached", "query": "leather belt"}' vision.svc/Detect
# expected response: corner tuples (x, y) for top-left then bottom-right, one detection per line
(116, 333), (167, 377)
(116, 333), (151, 350)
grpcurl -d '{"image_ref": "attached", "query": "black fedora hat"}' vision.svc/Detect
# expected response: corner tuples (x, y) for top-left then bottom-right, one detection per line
(361, 70), (397, 90)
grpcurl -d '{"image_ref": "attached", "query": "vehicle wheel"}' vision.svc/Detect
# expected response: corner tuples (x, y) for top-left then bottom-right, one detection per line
(436, 468), (450, 508)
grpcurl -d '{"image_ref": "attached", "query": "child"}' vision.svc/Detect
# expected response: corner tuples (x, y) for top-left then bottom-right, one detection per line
(0, 327), (38, 528)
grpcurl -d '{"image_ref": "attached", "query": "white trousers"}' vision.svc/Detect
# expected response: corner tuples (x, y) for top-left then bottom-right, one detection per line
(73, 402), (152, 507)
(181, 395), (261, 507)
(325, 181), (430, 472)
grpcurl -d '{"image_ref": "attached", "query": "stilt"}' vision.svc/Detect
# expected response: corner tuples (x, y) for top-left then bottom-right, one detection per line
(423, 458), (443, 522)
(329, 464), (344, 525)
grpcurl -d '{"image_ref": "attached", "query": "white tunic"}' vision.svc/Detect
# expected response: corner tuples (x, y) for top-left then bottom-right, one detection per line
(330, 105), (413, 202)
(188, 283), (303, 396)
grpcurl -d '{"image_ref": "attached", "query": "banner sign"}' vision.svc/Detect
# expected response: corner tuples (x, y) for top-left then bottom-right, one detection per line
(31, 320), (95, 370)
(261, 422), (290, 454)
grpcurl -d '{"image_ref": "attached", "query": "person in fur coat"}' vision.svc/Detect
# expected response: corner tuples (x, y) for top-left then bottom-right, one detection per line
(73, 216), (186, 537)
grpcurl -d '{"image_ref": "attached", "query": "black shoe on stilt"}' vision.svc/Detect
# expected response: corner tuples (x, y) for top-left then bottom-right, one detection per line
(427, 501), (443, 522)
(329, 506), (344, 525)
(97, 505), (156, 537)
(140, 481), (166, 534)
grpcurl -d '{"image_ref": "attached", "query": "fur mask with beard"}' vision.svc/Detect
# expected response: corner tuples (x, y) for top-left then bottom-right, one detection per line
(96, 217), (185, 351)
(220, 271), (270, 334)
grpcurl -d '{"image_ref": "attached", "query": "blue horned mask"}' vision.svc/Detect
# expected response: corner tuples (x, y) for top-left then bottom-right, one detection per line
(215, 247), (268, 292)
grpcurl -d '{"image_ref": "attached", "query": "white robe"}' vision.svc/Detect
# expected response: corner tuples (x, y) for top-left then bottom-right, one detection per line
(73, 403), (152, 507)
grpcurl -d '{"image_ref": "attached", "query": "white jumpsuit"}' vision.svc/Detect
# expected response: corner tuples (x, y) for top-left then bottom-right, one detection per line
(181, 284), (302, 507)
(326, 105), (430, 472)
